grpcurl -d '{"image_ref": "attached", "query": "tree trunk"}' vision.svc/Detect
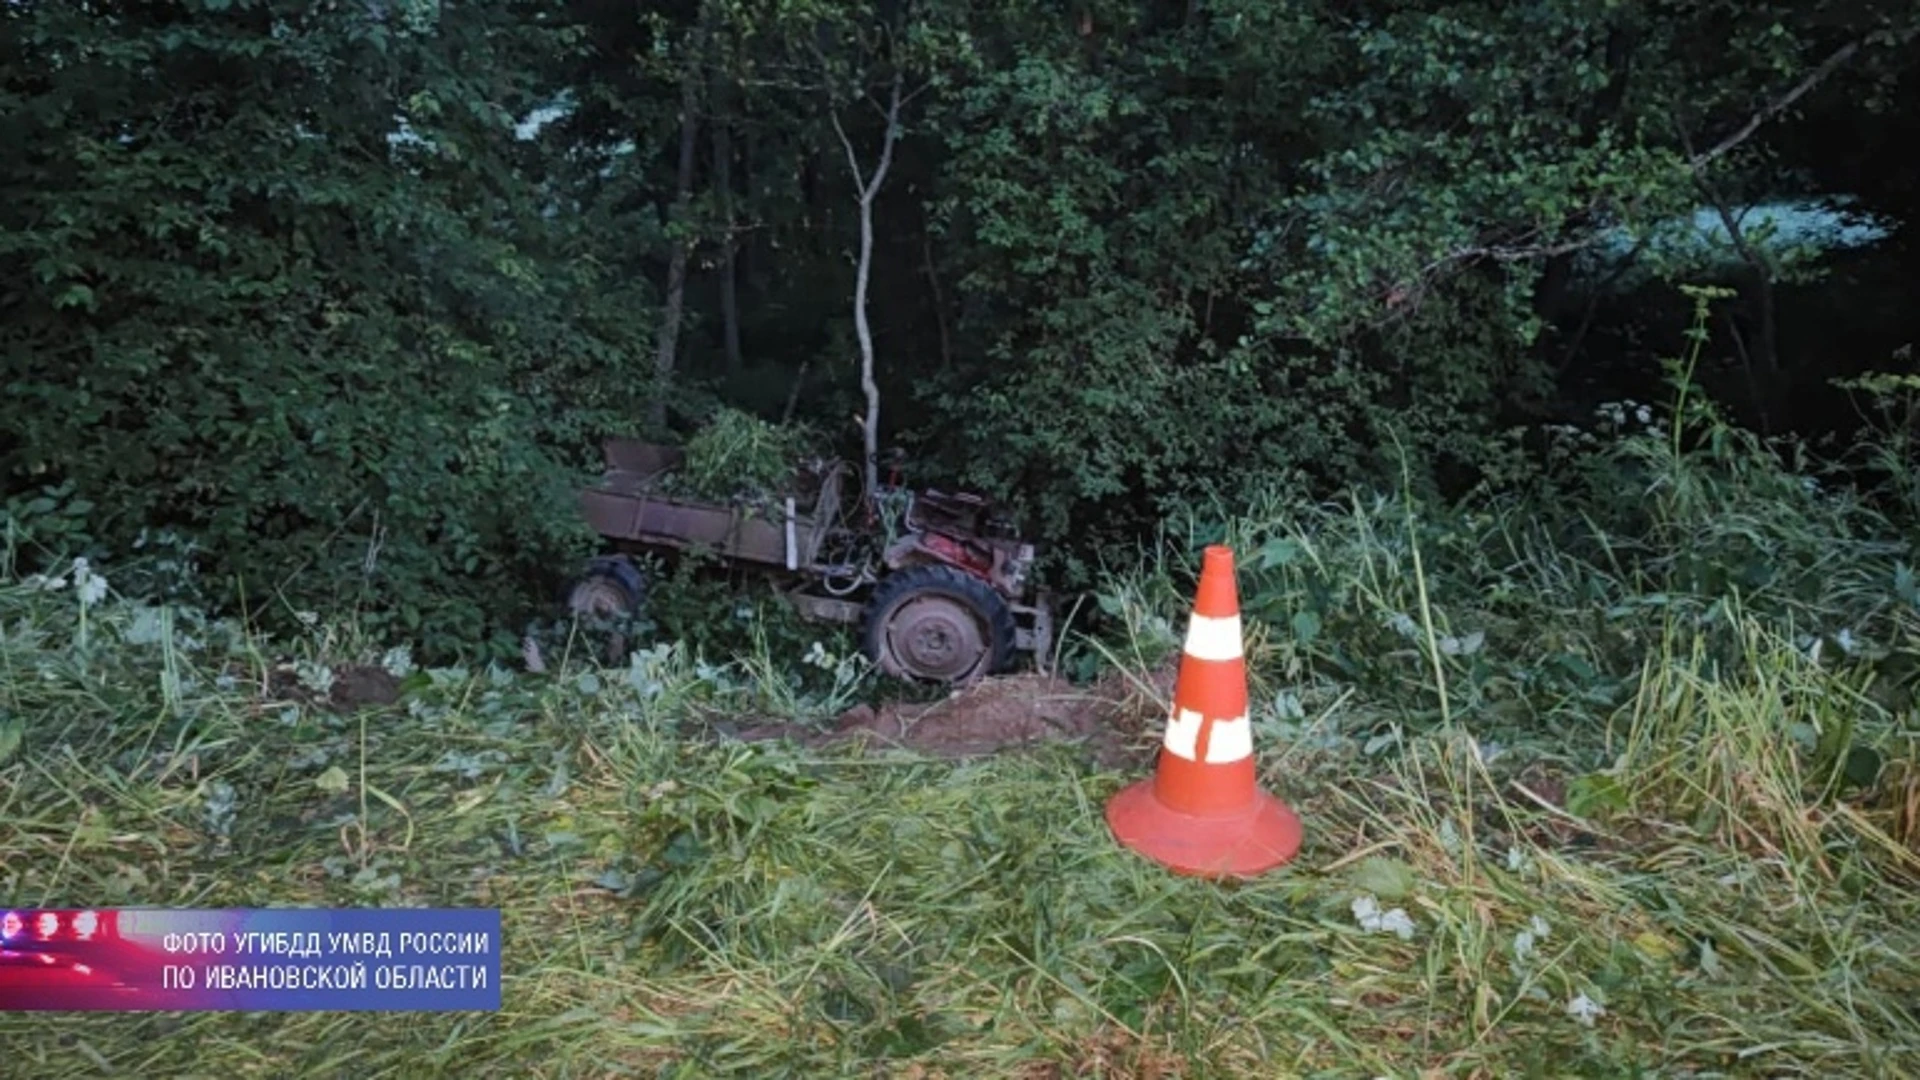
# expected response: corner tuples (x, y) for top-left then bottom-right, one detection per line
(1696, 184), (1779, 431)
(740, 124), (757, 291)
(922, 221), (952, 369)
(782, 359), (809, 424)
(711, 72), (743, 375)
(853, 191), (882, 499)
(831, 72), (905, 500)
(650, 35), (704, 431)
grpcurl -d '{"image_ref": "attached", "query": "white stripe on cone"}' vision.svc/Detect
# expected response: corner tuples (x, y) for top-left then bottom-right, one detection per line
(1183, 613), (1244, 662)
(1163, 708), (1254, 763)
(1205, 715), (1253, 763)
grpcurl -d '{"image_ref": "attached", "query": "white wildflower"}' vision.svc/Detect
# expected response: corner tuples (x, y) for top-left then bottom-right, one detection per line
(295, 610), (320, 627)
(1351, 894), (1417, 941)
(24, 572), (68, 592)
(1506, 846), (1528, 872)
(295, 660), (335, 696)
(380, 645), (416, 678)
(1514, 916), (1551, 962)
(72, 557), (108, 607)
(1566, 993), (1605, 1027)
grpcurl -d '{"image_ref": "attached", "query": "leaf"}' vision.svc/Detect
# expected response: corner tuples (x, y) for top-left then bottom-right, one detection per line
(1697, 937), (1722, 977)
(1290, 609), (1321, 645)
(315, 765), (350, 794)
(52, 284), (96, 311)
(662, 829), (704, 868)
(1552, 652), (1597, 682)
(1631, 930), (1680, 962)
(1842, 745), (1884, 789)
(1256, 538), (1302, 569)
(1566, 772), (1630, 818)
(1895, 563), (1917, 606)
(1348, 856), (1417, 901)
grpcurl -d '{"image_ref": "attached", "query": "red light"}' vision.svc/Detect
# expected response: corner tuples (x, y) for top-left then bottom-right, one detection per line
(0, 912), (20, 939)
(73, 911), (99, 940)
(36, 913), (60, 939)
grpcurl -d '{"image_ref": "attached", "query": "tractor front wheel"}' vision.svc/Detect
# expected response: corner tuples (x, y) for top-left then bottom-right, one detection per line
(566, 557), (647, 663)
(861, 564), (1016, 685)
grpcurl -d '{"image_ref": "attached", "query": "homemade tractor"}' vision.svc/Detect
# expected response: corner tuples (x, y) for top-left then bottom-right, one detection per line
(567, 438), (1053, 685)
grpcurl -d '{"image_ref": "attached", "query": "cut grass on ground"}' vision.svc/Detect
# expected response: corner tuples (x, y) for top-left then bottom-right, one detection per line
(3, 572), (1918, 1078)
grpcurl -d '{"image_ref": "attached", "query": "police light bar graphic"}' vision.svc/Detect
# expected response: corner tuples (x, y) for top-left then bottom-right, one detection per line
(0, 908), (502, 1012)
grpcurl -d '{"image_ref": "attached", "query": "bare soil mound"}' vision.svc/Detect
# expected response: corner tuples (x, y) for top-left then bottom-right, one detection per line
(724, 660), (1180, 768)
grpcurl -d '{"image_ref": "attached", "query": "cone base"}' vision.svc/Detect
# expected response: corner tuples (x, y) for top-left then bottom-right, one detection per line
(1105, 779), (1303, 879)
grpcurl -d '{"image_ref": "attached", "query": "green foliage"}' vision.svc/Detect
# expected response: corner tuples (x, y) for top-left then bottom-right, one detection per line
(1079, 293), (1920, 756)
(677, 406), (817, 504)
(7, 0), (1919, 646)
(1, 2), (658, 657)
(901, 0), (1919, 557)
(628, 548), (861, 706)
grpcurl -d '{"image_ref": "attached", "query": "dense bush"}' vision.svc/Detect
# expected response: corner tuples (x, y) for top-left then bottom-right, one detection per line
(0, 6), (660, 657)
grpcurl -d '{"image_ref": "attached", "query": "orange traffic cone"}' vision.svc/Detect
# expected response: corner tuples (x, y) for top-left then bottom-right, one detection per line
(1105, 545), (1303, 878)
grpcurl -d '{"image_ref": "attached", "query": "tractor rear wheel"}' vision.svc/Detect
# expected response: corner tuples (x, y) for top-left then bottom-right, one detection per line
(861, 564), (1016, 685)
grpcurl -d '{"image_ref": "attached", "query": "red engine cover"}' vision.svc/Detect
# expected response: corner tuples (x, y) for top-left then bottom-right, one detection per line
(917, 531), (995, 581)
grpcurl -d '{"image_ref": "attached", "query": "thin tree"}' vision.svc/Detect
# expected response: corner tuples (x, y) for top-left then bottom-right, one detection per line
(650, 22), (706, 430)
(829, 69), (905, 500)
(710, 68), (743, 374)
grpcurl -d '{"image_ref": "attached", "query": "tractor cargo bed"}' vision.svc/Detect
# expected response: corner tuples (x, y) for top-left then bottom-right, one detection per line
(579, 438), (845, 569)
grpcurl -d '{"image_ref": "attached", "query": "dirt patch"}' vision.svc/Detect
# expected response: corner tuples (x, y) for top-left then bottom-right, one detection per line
(724, 661), (1182, 768)
(263, 663), (404, 713)
(833, 674), (1116, 761)
(329, 665), (403, 710)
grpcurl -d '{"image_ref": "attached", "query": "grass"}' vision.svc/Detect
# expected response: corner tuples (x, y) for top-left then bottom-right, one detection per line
(6, 385), (1920, 1076)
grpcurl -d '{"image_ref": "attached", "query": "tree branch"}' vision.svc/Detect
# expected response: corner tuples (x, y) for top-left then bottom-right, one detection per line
(1687, 37), (1862, 169)
(869, 70), (904, 199)
(828, 107), (864, 196)
(830, 69), (906, 201)
(1388, 34), (1873, 310)
(1420, 34), (1866, 282)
